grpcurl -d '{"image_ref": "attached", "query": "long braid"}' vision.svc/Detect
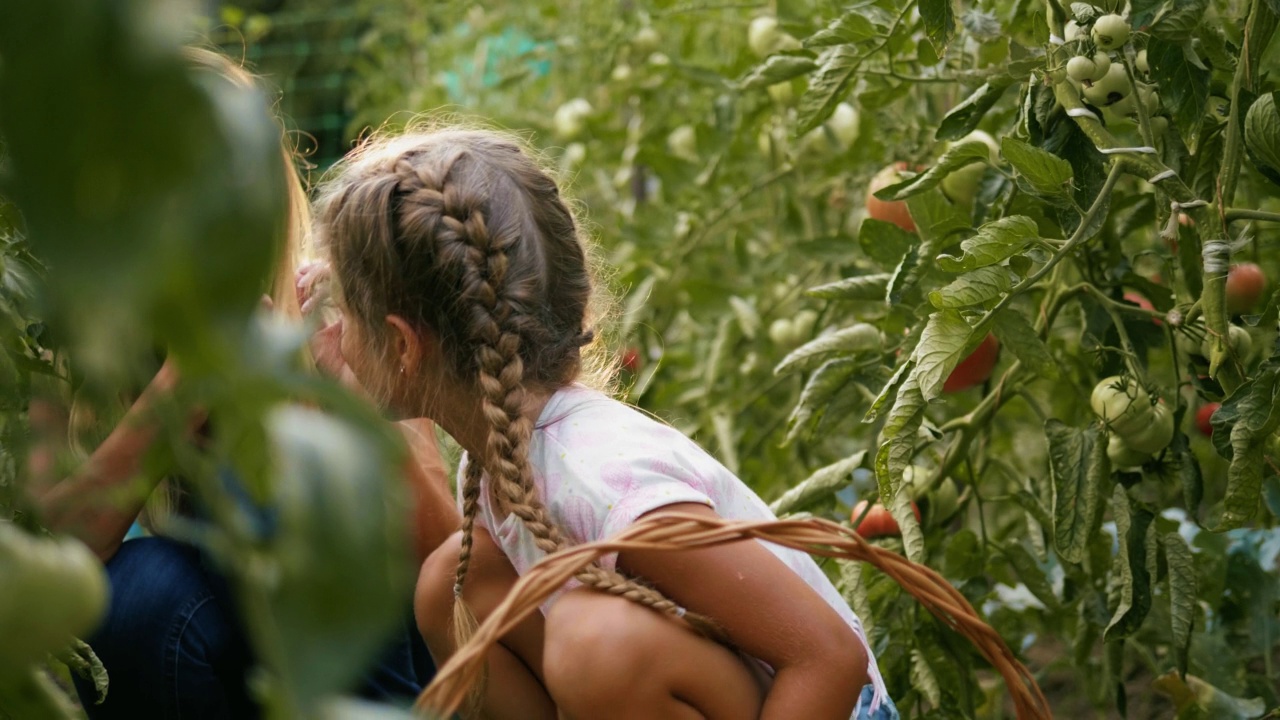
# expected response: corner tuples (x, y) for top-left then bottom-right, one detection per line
(405, 152), (730, 648)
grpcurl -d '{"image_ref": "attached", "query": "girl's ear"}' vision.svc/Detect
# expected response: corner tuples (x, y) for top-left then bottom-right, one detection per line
(384, 314), (437, 376)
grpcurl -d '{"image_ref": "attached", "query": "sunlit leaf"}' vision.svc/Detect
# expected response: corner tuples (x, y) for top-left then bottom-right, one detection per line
(937, 215), (1041, 272)
(739, 53), (819, 90)
(928, 265), (1014, 309)
(774, 324), (882, 376)
(797, 46), (862, 134)
(910, 309), (973, 400)
(768, 451), (868, 515)
(1001, 137), (1074, 197)
(873, 141), (992, 201)
(807, 273), (892, 301)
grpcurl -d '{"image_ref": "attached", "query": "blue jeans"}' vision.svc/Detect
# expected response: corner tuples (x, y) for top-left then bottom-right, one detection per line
(73, 537), (433, 719)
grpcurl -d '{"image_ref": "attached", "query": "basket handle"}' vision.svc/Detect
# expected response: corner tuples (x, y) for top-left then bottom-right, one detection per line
(414, 512), (1051, 719)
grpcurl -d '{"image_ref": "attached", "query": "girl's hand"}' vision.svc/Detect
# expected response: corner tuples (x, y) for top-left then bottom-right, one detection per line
(310, 318), (353, 382)
(295, 260), (331, 316)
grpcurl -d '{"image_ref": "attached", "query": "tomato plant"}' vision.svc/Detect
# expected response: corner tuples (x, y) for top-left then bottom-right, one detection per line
(2, 0), (1279, 717)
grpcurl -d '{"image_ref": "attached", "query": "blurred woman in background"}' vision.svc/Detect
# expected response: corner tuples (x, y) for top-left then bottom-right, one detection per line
(25, 47), (456, 719)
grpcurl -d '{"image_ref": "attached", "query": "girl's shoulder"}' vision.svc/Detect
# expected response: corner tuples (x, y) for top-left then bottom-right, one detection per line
(537, 385), (689, 444)
(534, 385), (720, 473)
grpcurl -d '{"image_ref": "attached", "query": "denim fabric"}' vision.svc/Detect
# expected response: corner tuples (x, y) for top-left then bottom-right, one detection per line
(72, 537), (433, 719)
(859, 684), (901, 720)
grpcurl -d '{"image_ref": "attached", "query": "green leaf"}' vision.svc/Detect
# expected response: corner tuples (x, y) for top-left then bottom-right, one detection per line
(928, 265), (1013, 309)
(803, 12), (880, 47)
(920, 0), (958, 54)
(784, 358), (867, 444)
(1148, 38), (1211, 149)
(1105, 487), (1155, 641)
(936, 82), (1010, 141)
(797, 46), (863, 134)
(1001, 137), (1074, 197)
(1153, 672), (1268, 719)
(1161, 531), (1196, 679)
(992, 310), (1059, 380)
(904, 187), (971, 245)
(1208, 358), (1280, 528)
(937, 215), (1041, 272)
(1244, 92), (1280, 187)
(910, 309), (974, 401)
(858, 219), (917, 268)
(1001, 542), (1060, 610)
(728, 296), (760, 339)
(886, 244), (922, 305)
(738, 53), (819, 90)
(768, 451), (868, 516)
(873, 141), (992, 201)
(775, 324), (882, 376)
(943, 529), (984, 579)
(836, 560), (875, 635)
(911, 649), (943, 707)
(1071, 2), (1101, 21)
(864, 359), (913, 423)
(1149, 0), (1209, 40)
(1046, 421), (1108, 564)
(265, 406), (414, 707)
(807, 273), (892, 301)
(875, 373), (927, 562)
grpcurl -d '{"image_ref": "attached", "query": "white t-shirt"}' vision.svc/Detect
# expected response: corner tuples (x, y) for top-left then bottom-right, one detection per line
(459, 384), (889, 715)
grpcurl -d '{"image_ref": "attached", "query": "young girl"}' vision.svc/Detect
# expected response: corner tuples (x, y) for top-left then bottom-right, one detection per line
(312, 128), (894, 719)
(27, 48), (452, 718)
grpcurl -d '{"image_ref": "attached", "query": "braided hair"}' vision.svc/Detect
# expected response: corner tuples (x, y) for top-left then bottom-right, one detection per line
(316, 129), (724, 660)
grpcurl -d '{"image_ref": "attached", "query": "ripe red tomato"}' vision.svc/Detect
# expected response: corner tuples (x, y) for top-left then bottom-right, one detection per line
(1226, 263), (1266, 314)
(851, 499), (922, 539)
(866, 163), (916, 233)
(1196, 403), (1219, 437)
(943, 333), (999, 393)
(1123, 291), (1162, 326)
(621, 347), (641, 373)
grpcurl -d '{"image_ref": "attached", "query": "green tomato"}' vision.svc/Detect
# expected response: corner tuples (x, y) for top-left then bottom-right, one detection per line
(1139, 84), (1160, 115)
(1092, 14), (1131, 51)
(1108, 434), (1152, 468)
(1136, 49), (1150, 74)
(939, 130), (998, 207)
(1083, 63), (1130, 107)
(0, 524), (109, 672)
(552, 98), (593, 139)
(827, 102), (860, 148)
(1124, 402), (1175, 454)
(1202, 324), (1253, 360)
(747, 16), (800, 57)
(768, 318), (798, 347)
(1091, 376), (1156, 438)
(632, 26), (660, 53)
(766, 81), (794, 105)
(1150, 115), (1169, 137)
(792, 309), (819, 340)
(1205, 96), (1230, 123)
(667, 125), (698, 161)
(1066, 52), (1112, 83)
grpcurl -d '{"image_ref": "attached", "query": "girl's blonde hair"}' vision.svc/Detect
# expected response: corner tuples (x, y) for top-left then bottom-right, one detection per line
(315, 126), (721, 666)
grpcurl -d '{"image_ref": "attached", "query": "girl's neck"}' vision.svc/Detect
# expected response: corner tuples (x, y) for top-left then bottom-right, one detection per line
(431, 381), (555, 462)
